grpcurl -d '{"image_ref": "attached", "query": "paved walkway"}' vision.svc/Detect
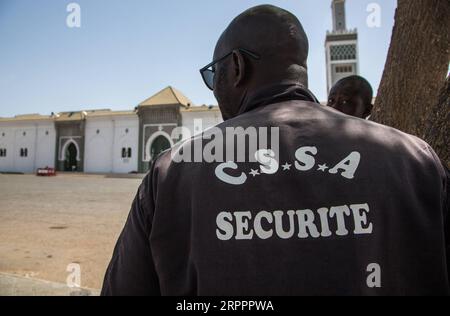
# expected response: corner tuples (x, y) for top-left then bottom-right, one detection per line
(0, 273), (100, 296)
(0, 173), (142, 289)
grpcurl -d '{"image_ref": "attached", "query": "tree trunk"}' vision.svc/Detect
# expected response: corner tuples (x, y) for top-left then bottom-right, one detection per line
(423, 77), (449, 168)
(371, 0), (449, 166)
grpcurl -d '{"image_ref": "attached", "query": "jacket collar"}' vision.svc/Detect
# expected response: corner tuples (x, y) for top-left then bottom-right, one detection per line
(237, 81), (320, 116)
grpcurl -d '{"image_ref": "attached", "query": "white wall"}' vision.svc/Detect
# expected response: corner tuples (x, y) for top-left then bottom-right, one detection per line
(36, 124), (56, 169)
(1, 110), (220, 174)
(84, 115), (139, 174)
(0, 126), (15, 172)
(0, 121), (55, 173)
(181, 110), (223, 140)
(112, 117), (139, 174)
(84, 119), (114, 173)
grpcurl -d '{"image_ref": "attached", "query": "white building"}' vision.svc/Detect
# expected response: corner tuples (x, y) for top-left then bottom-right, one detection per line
(0, 114), (56, 173)
(84, 110), (139, 174)
(181, 105), (223, 139)
(0, 86), (222, 174)
(325, 0), (359, 93)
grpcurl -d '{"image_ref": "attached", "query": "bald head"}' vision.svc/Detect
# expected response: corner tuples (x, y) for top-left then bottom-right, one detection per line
(211, 5), (310, 119)
(216, 5), (309, 72)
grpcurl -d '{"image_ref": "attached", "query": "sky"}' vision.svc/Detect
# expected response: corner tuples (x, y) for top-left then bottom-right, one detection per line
(0, 0), (397, 117)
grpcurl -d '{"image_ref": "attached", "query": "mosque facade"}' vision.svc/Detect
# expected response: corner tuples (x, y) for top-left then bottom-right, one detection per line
(1, 1), (360, 174)
(0, 86), (222, 174)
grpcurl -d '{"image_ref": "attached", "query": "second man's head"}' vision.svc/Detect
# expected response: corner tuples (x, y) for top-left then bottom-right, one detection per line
(327, 76), (374, 119)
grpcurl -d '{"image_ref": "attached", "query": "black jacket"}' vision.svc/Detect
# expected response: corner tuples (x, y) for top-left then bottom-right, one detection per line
(102, 84), (449, 296)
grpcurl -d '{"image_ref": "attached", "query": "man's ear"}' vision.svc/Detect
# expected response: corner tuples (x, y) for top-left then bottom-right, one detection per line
(232, 50), (245, 87)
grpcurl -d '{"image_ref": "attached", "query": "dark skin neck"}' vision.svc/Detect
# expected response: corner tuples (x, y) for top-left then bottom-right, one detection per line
(212, 5), (309, 120)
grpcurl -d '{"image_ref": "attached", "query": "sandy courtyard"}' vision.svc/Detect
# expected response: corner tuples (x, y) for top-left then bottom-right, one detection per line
(0, 173), (143, 290)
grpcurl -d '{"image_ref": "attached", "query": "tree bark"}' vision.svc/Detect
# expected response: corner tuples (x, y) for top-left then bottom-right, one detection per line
(423, 77), (449, 168)
(371, 0), (449, 166)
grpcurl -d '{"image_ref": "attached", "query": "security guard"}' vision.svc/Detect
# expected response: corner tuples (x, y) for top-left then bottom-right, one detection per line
(102, 5), (449, 296)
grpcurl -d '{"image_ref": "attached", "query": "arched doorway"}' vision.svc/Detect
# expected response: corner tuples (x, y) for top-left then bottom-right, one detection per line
(150, 135), (171, 161)
(64, 143), (78, 171)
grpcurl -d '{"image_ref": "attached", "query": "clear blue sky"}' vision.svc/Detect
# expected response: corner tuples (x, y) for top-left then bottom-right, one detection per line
(0, 0), (397, 117)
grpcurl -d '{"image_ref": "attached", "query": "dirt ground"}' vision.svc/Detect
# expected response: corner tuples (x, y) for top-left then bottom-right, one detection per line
(0, 173), (143, 290)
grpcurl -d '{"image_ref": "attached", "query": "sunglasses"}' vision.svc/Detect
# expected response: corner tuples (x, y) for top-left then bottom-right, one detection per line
(199, 48), (260, 91)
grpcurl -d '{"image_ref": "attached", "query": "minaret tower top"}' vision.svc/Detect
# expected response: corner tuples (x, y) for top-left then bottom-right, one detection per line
(325, 0), (359, 94)
(332, 0), (347, 32)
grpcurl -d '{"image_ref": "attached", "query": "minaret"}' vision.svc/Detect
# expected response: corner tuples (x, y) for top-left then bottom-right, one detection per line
(332, 0), (347, 31)
(325, 0), (359, 94)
